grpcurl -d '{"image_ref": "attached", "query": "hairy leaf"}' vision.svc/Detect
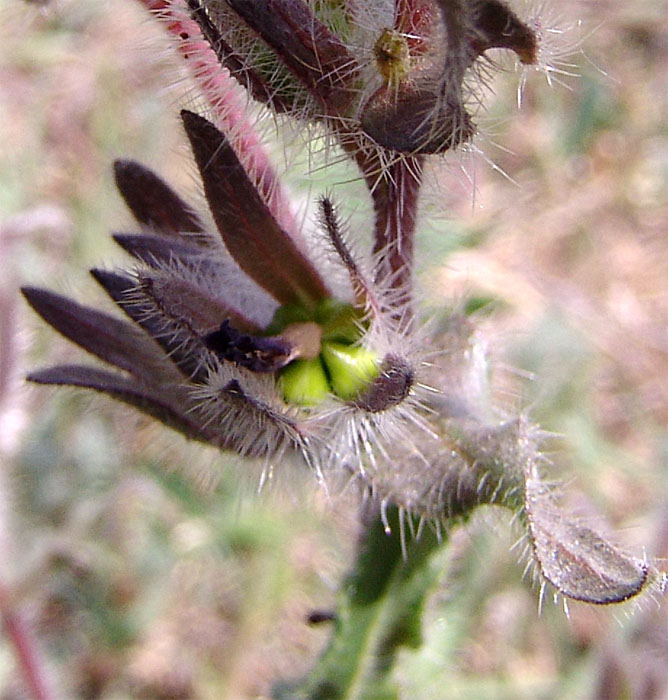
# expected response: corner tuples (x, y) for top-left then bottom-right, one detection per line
(91, 268), (214, 382)
(182, 110), (330, 308)
(224, 0), (357, 112)
(113, 159), (206, 238)
(112, 232), (208, 268)
(21, 286), (168, 382)
(526, 476), (651, 604)
(27, 364), (216, 444)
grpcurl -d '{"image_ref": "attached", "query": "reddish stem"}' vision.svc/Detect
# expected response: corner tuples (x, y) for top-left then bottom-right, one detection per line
(347, 144), (423, 318)
(0, 582), (54, 700)
(134, 0), (304, 249)
(356, 0), (428, 303)
(395, 0), (441, 54)
(371, 157), (423, 305)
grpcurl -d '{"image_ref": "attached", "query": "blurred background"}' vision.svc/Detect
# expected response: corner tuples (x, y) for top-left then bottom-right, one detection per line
(1, 0), (667, 697)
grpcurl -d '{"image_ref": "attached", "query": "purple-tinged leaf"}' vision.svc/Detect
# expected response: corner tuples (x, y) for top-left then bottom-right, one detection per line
(112, 232), (207, 269)
(111, 234), (279, 329)
(196, 377), (304, 458)
(224, 0), (358, 112)
(93, 266), (259, 335)
(113, 159), (207, 239)
(89, 268), (141, 304)
(181, 110), (330, 308)
(469, 0), (538, 63)
(91, 268), (210, 382)
(21, 286), (168, 382)
(27, 364), (220, 445)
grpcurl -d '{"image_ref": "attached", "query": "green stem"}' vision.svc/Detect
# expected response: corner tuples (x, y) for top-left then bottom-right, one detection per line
(276, 506), (445, 700)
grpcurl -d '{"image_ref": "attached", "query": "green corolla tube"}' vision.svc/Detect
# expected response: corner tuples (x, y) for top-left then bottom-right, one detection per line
(280, 357), (330, 406)
(320, 342), (379, 401)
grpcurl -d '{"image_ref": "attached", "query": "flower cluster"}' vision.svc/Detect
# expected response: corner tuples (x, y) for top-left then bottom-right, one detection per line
(23, 0), (665, 606)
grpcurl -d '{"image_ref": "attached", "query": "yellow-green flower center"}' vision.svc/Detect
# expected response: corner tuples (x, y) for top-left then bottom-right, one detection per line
(267, 299), (380, 406)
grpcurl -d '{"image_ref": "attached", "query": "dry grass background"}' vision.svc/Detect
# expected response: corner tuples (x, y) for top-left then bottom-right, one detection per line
(1, 0), (667, 698)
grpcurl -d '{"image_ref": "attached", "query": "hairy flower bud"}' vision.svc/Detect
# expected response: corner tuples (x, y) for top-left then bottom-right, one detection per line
(185, 0), (541, 156)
